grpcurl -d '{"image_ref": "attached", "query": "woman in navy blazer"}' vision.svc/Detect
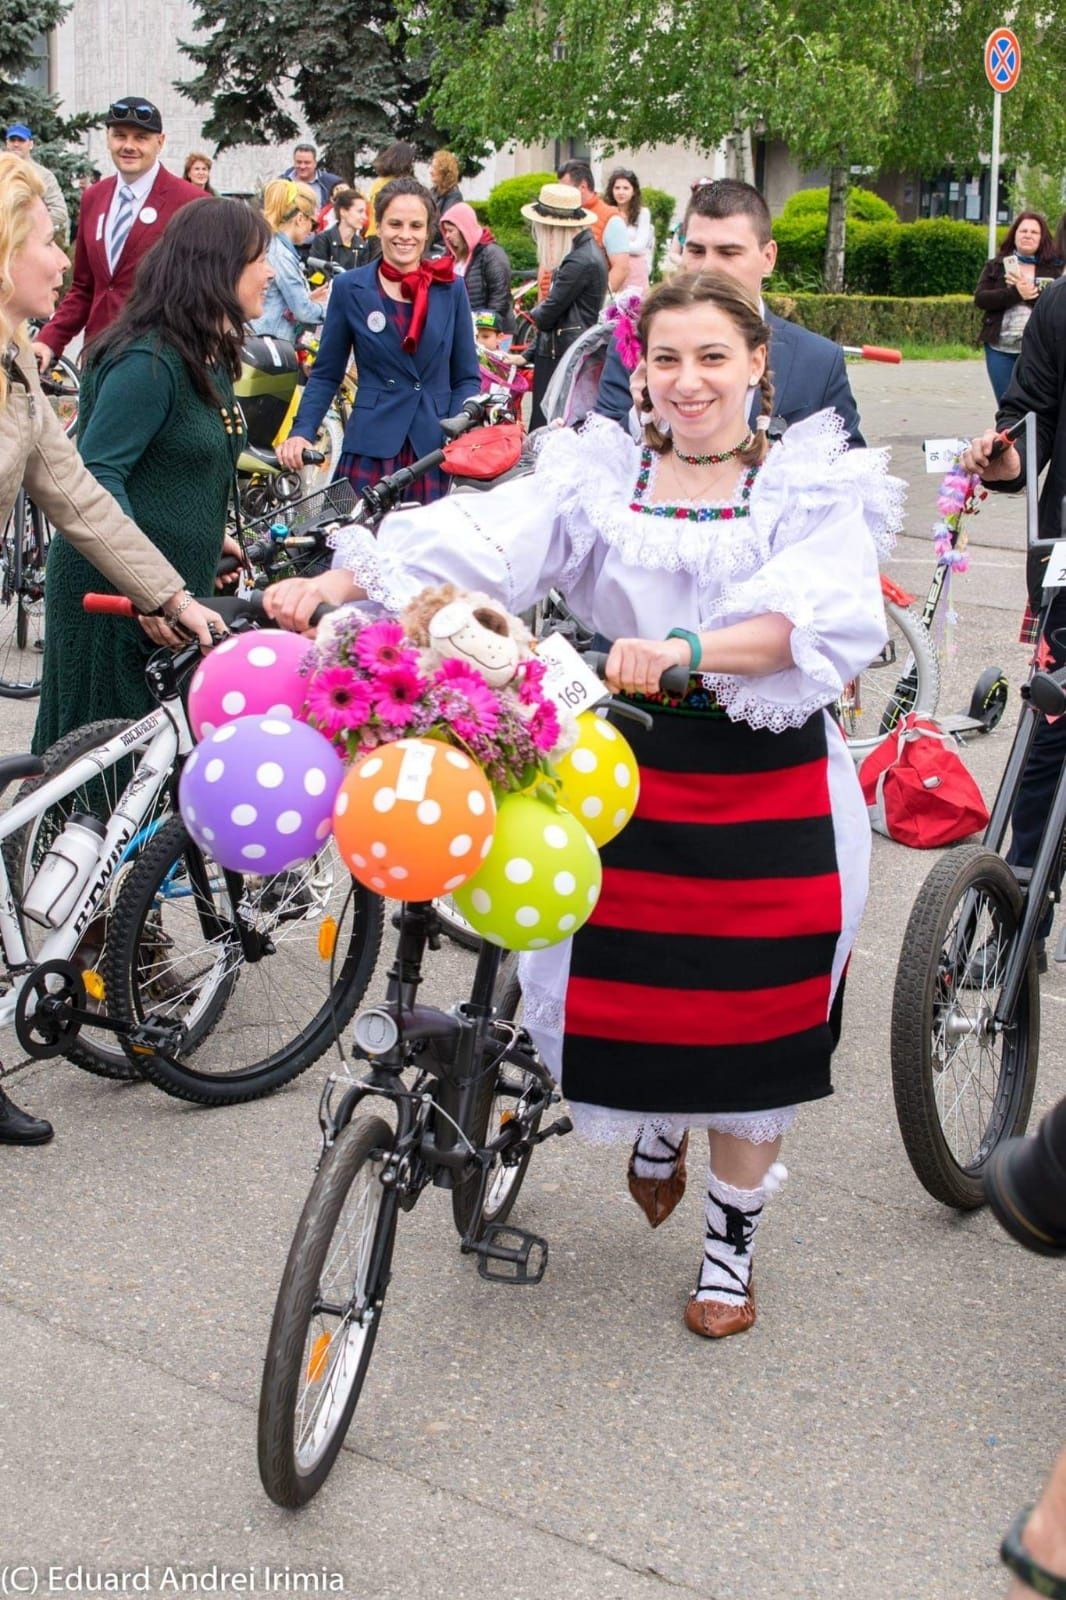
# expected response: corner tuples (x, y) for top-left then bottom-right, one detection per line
(279, 177), (479, 502)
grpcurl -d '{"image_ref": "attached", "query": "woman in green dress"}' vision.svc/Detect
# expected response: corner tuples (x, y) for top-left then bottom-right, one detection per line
(34, 197), (274, 750)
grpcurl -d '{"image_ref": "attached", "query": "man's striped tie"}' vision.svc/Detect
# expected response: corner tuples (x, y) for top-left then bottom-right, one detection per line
(108, 185), (136, 271)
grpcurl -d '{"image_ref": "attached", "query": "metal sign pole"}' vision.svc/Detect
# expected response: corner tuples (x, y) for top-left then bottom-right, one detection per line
(988, 89), (1002, 259)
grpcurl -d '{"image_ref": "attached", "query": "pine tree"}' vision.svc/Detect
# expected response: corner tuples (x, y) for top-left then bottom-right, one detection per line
(0, 0), (97, 197)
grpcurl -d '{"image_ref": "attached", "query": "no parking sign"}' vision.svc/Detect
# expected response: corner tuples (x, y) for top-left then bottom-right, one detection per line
(984, 27), (1021, 92)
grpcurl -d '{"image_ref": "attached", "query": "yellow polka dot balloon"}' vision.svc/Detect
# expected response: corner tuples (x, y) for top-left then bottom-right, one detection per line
(452, 790), (602, 951)
(554, 712), (640, 847)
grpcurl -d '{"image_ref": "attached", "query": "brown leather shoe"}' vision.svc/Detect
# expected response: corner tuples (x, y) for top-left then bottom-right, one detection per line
(627, 1132), (689, 1228)
(683, 1278), (756, 1339)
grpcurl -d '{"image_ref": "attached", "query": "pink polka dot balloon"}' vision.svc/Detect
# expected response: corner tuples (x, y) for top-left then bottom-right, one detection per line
(179, 715), (343, 874)
(187, 631), (314, 740)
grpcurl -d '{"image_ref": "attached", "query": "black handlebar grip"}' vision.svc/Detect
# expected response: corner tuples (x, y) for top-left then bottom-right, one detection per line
(216, 555), (241, 576)
(302, 448), (325, 465)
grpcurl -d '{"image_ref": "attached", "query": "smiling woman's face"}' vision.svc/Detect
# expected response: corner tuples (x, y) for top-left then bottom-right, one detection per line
(644, 302), (765, 445)
(378, 195), (429, 269)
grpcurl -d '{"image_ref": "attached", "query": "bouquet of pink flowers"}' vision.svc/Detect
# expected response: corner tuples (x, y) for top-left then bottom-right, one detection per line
(301, 600), (569, 792)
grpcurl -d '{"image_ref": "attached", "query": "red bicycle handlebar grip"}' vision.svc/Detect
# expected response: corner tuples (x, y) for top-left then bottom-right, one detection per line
(861, 345), (902, 363)
(83, 594), (135, 616)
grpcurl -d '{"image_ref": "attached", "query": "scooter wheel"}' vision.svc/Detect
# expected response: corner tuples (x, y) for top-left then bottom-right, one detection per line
(968, 666), (1009, 731)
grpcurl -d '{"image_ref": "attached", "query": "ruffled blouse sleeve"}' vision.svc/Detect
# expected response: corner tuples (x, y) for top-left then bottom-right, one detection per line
(699, 411), (905, 733)
(329, 420), (638, 613)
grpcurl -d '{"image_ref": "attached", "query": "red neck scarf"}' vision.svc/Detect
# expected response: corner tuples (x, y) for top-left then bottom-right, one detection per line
(378, 255), (455, 352)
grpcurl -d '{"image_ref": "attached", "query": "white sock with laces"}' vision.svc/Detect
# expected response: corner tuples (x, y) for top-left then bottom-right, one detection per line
(694, 1162), (788, 1304)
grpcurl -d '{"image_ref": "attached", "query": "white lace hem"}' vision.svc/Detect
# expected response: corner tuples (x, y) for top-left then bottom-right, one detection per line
(568, 1101), (799, 1145)
(328, 523), (408, 610)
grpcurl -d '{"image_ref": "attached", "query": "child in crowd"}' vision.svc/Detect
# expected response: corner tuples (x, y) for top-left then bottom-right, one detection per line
(474, 310), (530, 399)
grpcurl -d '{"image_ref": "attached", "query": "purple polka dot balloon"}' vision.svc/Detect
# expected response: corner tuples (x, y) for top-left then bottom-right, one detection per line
(179, 715), (343, 873)
(187, 631), (313, 740)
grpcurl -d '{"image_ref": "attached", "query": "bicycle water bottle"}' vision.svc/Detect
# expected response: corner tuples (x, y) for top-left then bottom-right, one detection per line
(23, 813), (107, 929)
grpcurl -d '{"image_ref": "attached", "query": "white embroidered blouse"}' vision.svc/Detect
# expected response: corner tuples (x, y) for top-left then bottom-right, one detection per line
(330, 409), (903, 732)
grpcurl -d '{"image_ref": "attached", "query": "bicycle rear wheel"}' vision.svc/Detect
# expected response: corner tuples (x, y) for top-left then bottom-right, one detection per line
(890, 844), (1039, 1208)
(104, 817), (385, 1104)
(451, 955), (546, 1239)
(0, 492), (49, 697)
(258, 1114), (397, 1507)
(837, 598), (939, 757)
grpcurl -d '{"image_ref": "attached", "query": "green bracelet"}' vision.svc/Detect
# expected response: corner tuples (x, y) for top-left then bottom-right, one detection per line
(1001, 1508), (1066, 1598)
(666, 627), (702, 672)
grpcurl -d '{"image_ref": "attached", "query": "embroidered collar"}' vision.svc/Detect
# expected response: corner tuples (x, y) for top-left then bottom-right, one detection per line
(629, 447), (759, 521)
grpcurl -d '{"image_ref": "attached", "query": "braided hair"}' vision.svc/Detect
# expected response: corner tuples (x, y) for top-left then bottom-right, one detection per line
(637, 271), (774, 467)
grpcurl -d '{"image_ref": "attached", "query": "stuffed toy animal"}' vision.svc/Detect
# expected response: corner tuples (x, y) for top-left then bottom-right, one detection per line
(400, 583), (533, 688)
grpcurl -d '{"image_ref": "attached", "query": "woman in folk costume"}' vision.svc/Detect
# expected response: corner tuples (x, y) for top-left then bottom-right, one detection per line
(277, 177), (479, 503)
(265, 271), (900, 1339)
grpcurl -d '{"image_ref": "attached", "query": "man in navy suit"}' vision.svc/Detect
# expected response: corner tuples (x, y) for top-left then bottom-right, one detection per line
(595, 179), (864, 447)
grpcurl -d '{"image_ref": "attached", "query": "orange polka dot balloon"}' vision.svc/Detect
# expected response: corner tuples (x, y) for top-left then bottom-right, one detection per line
(332, 738), (496, 901)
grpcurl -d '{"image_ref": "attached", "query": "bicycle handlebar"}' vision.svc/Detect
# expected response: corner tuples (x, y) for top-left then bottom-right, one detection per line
(840, 345), (902, 364)
(245, 444), (326, 470)
(82, 594), (693, 696)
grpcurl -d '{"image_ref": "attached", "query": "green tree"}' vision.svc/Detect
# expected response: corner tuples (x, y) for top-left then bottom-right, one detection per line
(177, 0), (501, 177)
(0, 0), (97, 205)
(415, 0), (1066, 289)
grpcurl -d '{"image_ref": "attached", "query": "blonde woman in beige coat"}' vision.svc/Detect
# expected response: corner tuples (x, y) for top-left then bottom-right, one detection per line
(0, 153), (221, 1145)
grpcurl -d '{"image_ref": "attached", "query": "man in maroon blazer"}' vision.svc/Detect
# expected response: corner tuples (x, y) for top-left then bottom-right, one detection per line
(32, 96), (204, 367)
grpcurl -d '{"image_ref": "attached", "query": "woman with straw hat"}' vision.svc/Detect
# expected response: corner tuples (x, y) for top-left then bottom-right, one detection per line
(521, 181), (607, 428)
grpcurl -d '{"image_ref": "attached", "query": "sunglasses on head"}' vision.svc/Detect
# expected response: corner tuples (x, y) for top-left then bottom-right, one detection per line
(108, 102), (156, 124)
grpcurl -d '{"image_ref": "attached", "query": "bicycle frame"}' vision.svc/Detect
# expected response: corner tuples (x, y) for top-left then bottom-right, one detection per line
(0, 686), (190, 1030)
(322, 903), (554, 1213)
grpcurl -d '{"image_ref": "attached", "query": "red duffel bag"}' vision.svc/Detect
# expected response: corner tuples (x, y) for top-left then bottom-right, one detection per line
(858, 714), (989, 848)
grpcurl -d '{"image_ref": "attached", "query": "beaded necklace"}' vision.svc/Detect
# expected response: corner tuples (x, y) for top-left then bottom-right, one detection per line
(674, 432), (753, 466)
(630, 447), (759, 522)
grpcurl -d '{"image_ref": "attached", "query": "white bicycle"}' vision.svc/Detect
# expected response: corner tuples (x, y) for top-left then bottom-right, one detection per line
(2, 593), (383, 1105)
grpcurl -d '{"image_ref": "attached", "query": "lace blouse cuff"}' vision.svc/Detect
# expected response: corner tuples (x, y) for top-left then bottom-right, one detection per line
(699, 589), (843, 733)
(329, 524), (411, 611)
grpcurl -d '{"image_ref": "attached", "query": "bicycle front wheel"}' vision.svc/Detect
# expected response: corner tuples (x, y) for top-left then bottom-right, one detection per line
(258, 1114), (397, 1507)
(104, 817), (384, 1104)
(890, 844), (1039, 1208)
(451, 956), (546, 1239)
(837, 598), (939, 757)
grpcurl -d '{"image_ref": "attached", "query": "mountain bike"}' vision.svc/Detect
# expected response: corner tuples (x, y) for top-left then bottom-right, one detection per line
(1, 591), (384, 1104)
(256, 652), (690, 1508)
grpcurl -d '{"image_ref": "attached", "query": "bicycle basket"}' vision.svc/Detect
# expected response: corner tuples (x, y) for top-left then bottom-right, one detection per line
(243, 479), (358, 543)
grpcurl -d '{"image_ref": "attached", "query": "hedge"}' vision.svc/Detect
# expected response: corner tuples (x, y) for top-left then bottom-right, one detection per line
(779, 186), (897, 225)
(641, 186), (676, 277)
(772, 213), (1010, 297)
(765, 292), (982, 347)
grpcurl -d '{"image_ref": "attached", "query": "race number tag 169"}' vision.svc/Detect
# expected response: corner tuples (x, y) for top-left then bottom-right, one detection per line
(534, 632), (611, 716)
(923, 438), (968, 473)
(1041, 541), (1066, 591)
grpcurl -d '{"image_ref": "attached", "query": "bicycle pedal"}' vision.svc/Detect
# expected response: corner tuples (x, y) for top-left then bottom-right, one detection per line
(532, 1114), (573, 1143)
(474, 1224), (548, 1285)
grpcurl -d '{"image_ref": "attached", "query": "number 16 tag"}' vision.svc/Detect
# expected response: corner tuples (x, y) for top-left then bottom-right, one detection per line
(533, 633), (610, 716)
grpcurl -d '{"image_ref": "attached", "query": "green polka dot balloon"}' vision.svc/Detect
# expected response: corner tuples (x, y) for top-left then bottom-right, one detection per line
(452, 790), (602, 951)
(554, 711), (640, 846)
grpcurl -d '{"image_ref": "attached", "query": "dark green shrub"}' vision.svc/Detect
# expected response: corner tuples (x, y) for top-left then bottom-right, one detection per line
(779, 186), (897, 224)
(493, 224), (538, 276)
(771, 215), (827, 288)
(469, 198), (490, 225)
(893, 219), (988, 297)
(766, 292), (982, 346)
(845, 221), (898, 295)
(485, 172), (557, 236)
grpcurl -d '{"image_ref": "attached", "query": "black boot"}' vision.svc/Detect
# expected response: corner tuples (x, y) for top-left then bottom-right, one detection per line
(0, 1085), (54, 1145)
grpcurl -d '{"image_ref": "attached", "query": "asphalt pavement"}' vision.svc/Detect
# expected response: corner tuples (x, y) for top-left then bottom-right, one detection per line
(0, 360), (1063, 1600)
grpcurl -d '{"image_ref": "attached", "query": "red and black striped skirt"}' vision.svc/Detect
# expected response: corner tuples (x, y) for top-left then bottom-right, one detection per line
(562, 705), (843, 1116)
